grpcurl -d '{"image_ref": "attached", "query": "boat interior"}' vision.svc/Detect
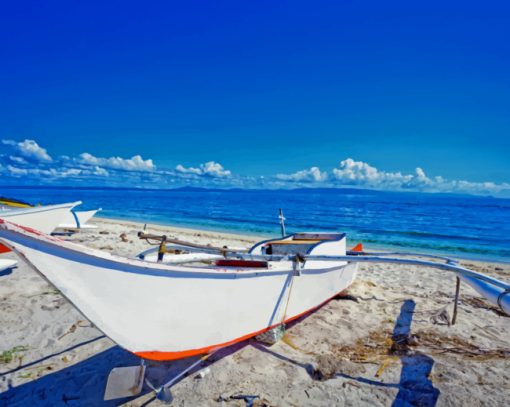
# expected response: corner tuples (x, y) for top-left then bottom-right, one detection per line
(137, 232), (348, 270)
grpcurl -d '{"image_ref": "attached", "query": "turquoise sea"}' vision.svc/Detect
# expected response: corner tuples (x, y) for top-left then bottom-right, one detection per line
(1, 186), (509, 262)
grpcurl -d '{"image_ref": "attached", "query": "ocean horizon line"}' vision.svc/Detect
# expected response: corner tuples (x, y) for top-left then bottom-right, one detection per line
(1, 184), (505, 200)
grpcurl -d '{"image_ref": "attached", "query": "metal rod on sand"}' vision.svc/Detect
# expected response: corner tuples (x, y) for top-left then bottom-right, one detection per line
(279, 208), (286, 237)
(145, 351), (218, 402)
(452, 277), (461, 325)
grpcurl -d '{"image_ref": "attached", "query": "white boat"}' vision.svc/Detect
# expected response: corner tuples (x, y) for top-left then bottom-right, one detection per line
(58, 208), (102, 230)
(0, 196), (32, 209)
(0, 202), (81, 234)
(0, 221), (357, 361)
(1, 217), (508, 366)
(0, 258), (17, 272)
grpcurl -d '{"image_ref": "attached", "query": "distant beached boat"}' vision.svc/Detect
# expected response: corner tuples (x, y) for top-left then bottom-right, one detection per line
(0, 202), (81, 234)
(58, 208), (102, 230)
(0, 222), (357, 361)
(0, 197), (100, 230)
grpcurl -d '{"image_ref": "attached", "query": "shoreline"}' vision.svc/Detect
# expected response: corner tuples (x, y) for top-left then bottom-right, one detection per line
(94, 215), (510, 265)
(93, 216), (262, 247)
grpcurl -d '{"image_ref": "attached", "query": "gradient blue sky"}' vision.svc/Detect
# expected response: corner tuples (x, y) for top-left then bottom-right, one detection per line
(1, 1), (509, 194)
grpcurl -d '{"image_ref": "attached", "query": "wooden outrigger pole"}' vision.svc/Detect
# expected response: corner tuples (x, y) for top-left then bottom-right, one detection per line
(266, 252), (510, 315)
(279, 208), (286, 237)
(137, 231), (510, 316)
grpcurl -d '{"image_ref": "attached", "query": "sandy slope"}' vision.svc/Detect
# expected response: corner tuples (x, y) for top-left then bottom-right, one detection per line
(0, 217), (509, 406)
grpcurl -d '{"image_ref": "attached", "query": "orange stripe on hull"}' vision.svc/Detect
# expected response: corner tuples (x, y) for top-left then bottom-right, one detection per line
(0, 243), (11, 254)
(134, 286), (350, 361)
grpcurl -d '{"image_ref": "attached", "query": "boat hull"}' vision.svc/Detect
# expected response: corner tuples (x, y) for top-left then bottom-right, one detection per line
(0, 220), (357, 360)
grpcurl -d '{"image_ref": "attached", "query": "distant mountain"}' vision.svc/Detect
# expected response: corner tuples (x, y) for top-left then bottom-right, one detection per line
(0, 184), (502, 199)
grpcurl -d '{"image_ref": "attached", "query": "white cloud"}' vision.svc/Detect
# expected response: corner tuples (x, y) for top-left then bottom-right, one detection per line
(274, 158), (510, 195)
(330, 158), (510, 195)
(5, 164), (111, 179)
(175, 164), (202, 175)
(93, 166), (109, 176)
(2, 139), (52, 162)
(332, 158), (410, 188)
(1, 139), (148, 185)
(63, 168), (82, 176)
(276, 166), (328, 182)
(176, 161), (232, 178)
(7, 165), (28, 176)
(79, 152), (155, 172)
(1, 137), (508, 196)
(9, 156), (28, 165)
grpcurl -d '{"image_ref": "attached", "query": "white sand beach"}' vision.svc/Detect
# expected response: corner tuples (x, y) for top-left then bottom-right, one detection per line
(1, 217), (509, 406)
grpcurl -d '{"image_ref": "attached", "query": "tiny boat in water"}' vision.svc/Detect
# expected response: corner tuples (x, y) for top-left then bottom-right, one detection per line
(0, 221), (357, 360)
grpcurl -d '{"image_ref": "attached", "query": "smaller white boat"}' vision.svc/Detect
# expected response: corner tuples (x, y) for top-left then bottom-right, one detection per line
(0, 258), (17, 272)
(0, 202), (81, 234)
(58, 208), (102, 230)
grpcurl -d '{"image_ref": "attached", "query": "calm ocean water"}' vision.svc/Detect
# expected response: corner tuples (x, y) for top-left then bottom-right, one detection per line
(2, 187), (509, 262)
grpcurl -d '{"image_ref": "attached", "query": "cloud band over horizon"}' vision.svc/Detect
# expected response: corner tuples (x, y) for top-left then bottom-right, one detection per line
(1, 138), (509, 197)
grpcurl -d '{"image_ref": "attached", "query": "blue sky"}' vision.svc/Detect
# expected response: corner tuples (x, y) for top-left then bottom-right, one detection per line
(1, 1), (509, 195)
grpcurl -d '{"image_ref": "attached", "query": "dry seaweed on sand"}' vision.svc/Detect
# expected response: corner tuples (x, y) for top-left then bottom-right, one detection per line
(414, 331), (510, 360)
(0, 345), (29, 364)
(327, 328), (510, 366)
(461, 295), (509, 317)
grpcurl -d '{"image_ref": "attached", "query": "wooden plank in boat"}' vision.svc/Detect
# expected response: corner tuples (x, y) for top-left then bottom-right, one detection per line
(293, 232), (343, 241)
(266, 239), (321, 245)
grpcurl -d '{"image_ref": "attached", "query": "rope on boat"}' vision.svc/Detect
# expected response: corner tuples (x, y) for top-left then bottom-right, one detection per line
(280, 255), (303, 323)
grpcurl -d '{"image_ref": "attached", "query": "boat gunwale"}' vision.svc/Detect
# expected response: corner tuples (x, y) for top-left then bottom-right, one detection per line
(0, 201), (82, 217)
(0, 219), (350, 279)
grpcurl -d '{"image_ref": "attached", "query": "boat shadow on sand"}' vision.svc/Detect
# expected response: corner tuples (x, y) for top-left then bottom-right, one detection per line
(1, 300), (440, 406)
(254, 299), (440, 407)
(0, 336), (249, 406)
(0, 340), (141, 406)
(0, 265), (16, 277)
